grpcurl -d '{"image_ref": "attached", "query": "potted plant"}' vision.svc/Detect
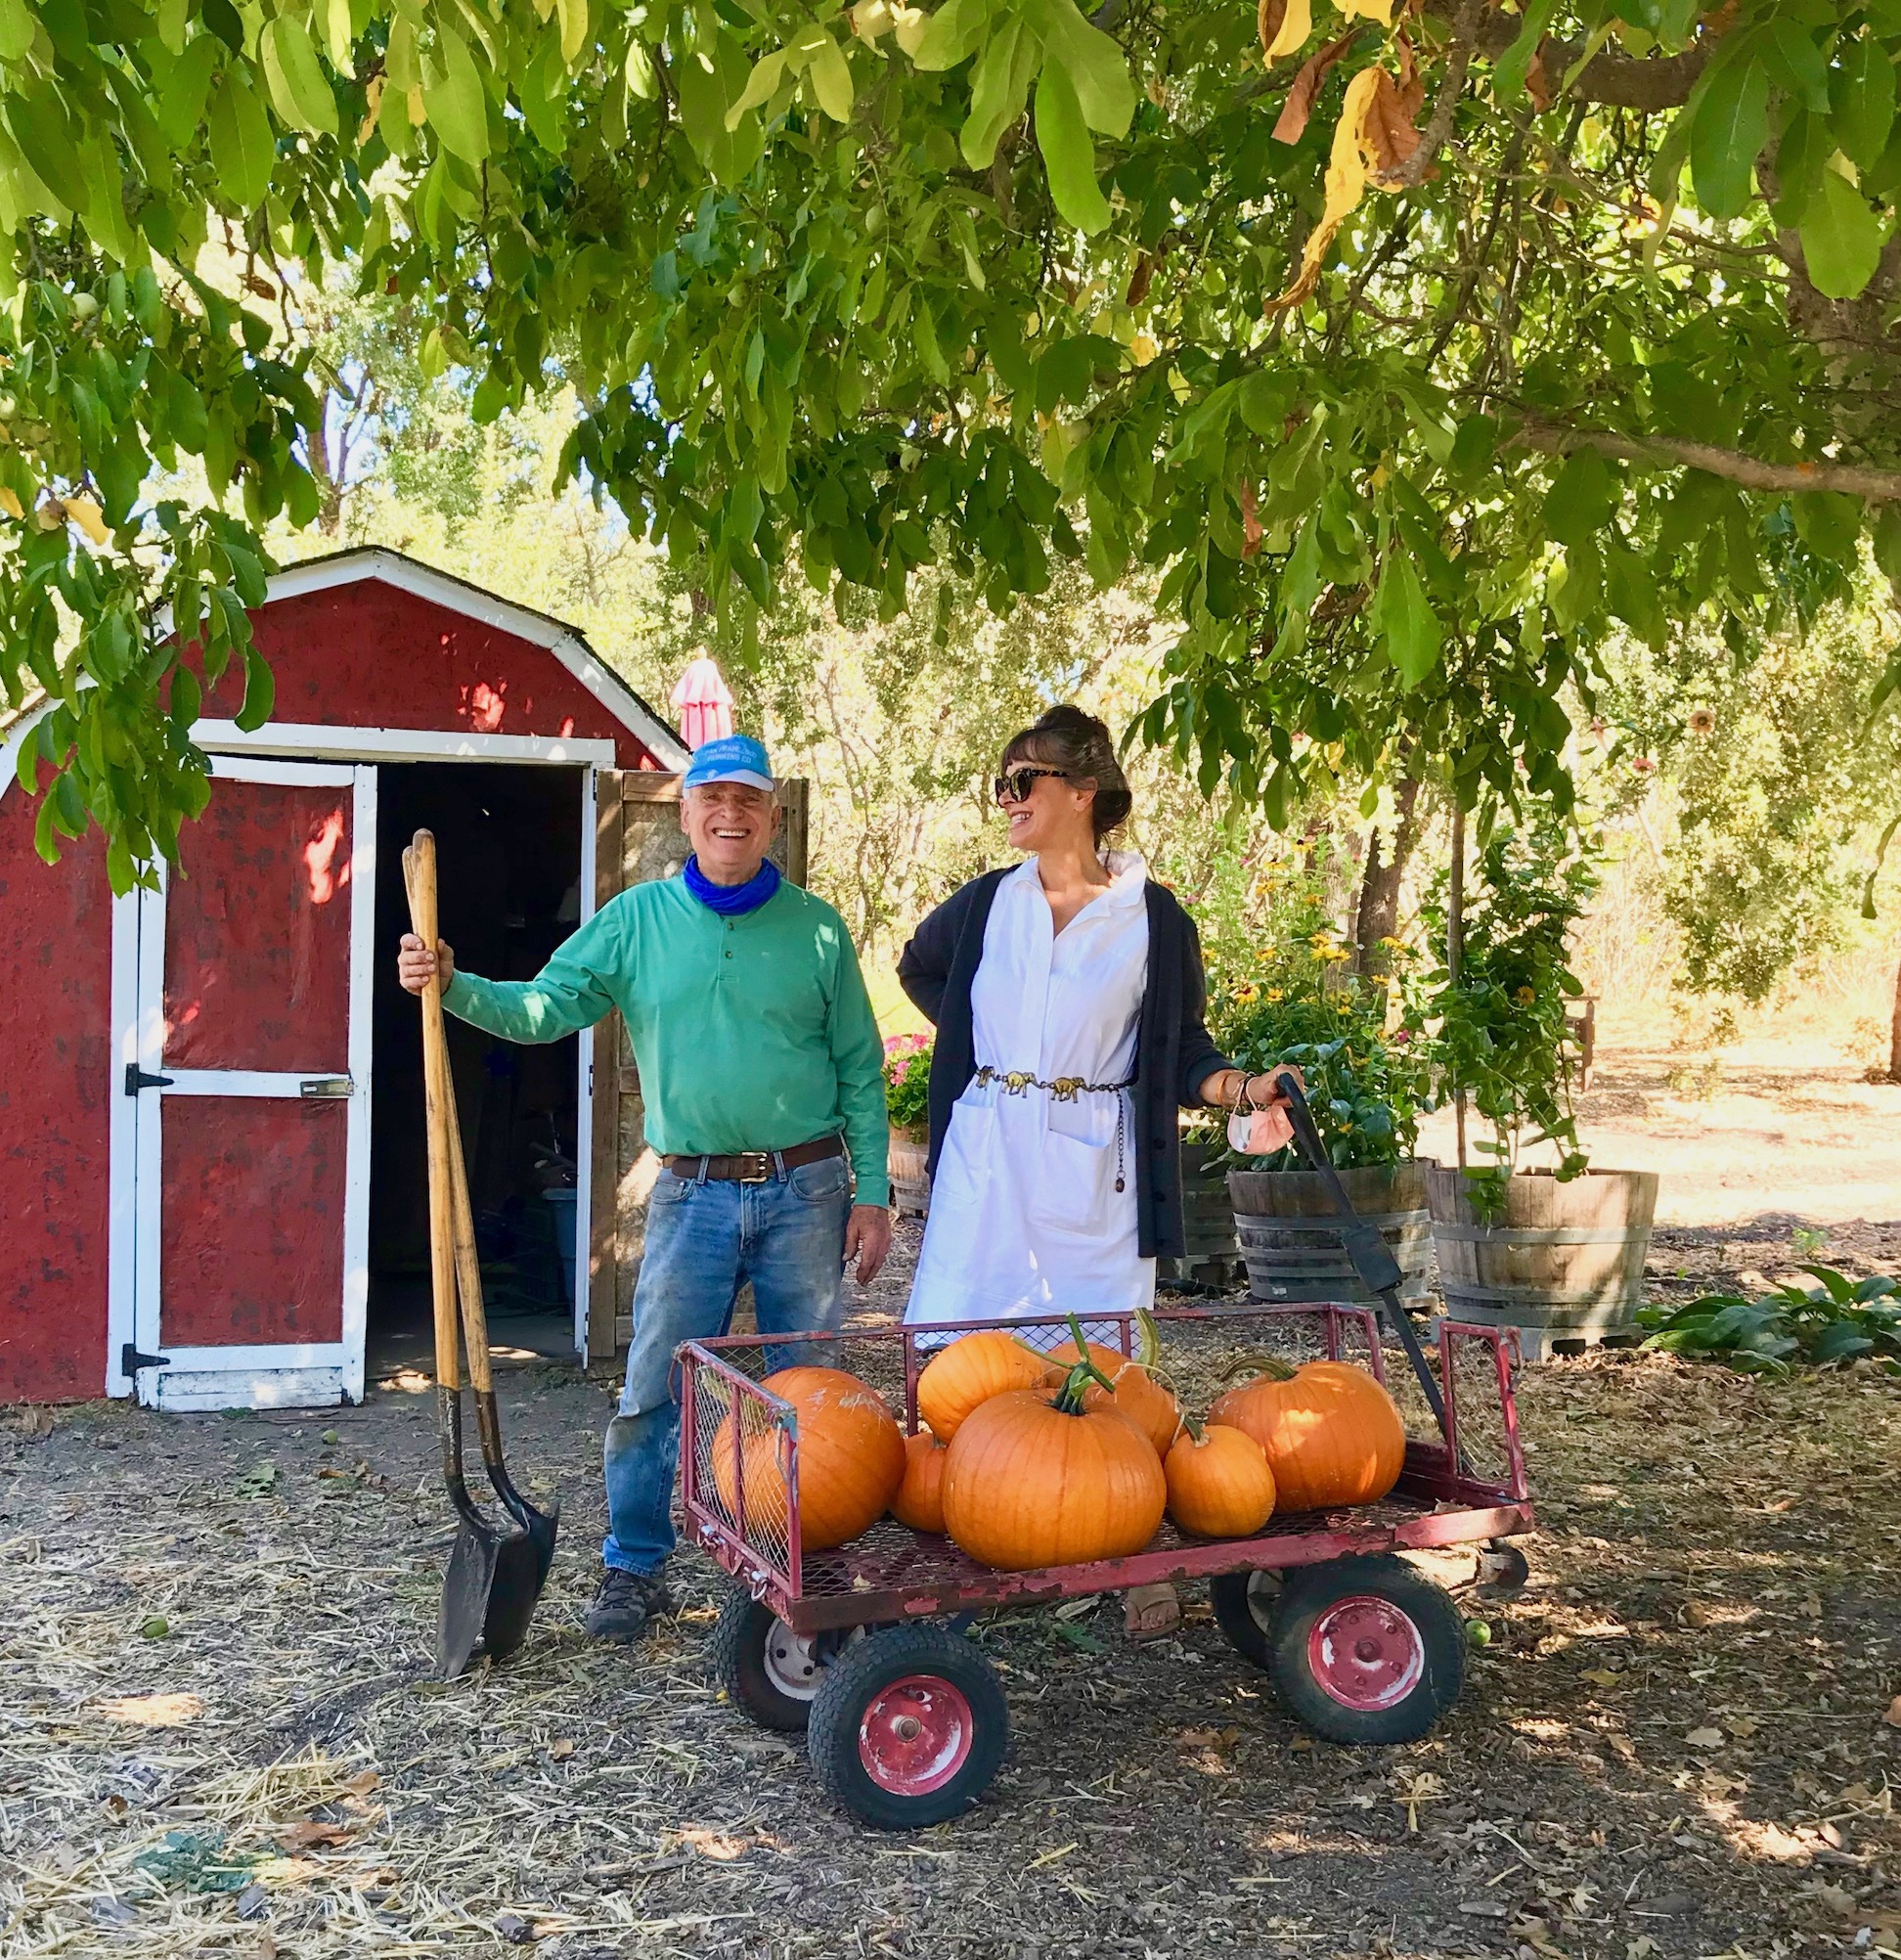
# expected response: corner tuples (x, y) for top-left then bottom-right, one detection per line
(1414, 819), (1657, 1356)
(1219, 970), (1438, 1311)
(883, 1033), (933, 1218)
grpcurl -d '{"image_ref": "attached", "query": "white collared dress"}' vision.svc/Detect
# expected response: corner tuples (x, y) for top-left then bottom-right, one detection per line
(905, 852), (1155, 1329)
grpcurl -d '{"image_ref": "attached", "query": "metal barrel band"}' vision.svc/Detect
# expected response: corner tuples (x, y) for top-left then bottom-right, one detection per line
(1235, 1210), (1431, 1234)
(1432, 1224), (1651, 1246)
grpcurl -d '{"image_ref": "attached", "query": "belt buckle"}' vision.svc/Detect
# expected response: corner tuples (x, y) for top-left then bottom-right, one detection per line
(737, 1151), (772, 1183)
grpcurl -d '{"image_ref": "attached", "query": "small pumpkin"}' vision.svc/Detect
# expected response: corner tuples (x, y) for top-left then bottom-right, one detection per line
(916, 1330), (1052, 1442)
(941, 1335), (1167, 1570)
(1044, 1314), (1181, 1457)
(890, 1427), (949, 1534)
(1208, 1359), (1404, 1512)
(1165, 1421), (1276, 1538)
(713, 1365), (905, 1550)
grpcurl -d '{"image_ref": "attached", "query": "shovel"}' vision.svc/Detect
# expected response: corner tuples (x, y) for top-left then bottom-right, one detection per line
(405, 831), (549, 1677)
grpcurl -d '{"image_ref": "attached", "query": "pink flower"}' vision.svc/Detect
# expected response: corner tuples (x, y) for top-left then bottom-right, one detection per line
(1632, 755), (1656, 775)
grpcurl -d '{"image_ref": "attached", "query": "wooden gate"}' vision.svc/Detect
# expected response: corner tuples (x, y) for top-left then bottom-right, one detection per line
(584, 773), (810, 1359)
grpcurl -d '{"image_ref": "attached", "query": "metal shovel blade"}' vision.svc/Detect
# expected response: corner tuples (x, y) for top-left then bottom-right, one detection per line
(440, 1513), (504, 1681)
(467, 1513), (549, 1667)
(474, 1391), (560, 1593)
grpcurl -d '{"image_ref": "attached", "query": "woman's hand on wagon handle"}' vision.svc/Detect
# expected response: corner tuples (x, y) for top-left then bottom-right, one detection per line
(397, 932), (456, 997)
(1202, 1062), (1304, 1158)
(1200, 1062), (1304, 1115)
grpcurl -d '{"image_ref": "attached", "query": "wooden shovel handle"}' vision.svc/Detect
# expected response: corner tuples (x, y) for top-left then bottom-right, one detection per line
(402, 837), (496, 1398)
(405, 832), (461, 1396)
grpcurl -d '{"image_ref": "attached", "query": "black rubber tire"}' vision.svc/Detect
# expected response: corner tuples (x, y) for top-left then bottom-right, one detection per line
(1210, 1569), (1283, 1670)
(710, 1589), (822, 1733)
(807, 1624), (1009, 1830)
(1265, 1553), (1466, 1746)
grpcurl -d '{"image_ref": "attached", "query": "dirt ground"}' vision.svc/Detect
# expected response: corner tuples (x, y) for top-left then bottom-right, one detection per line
(5, 1047), (1901, 1960)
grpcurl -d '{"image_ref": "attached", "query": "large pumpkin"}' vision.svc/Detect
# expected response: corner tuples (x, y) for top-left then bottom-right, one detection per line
(713, 1366), (905, 1550)
(1208, 1359), (1404, 1512)
(916, 1331), (1052, 1442)
(940, 1368), (1168, 1570)
(890, 1428), (949, 1534)
(1165, 1424), (1276, 1538)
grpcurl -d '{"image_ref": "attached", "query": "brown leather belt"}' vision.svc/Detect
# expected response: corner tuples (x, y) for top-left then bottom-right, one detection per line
(662, 1135), (846, 1183)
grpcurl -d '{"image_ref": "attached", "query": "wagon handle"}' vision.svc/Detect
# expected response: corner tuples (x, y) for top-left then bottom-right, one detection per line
(1272, 1072), (1454, 1447)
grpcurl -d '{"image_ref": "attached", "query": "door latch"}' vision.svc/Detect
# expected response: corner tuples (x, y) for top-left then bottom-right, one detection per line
(299, 1077), (354, 1099)
(124, 1066), (174, 1096)
(121, 1343), (171, 1376)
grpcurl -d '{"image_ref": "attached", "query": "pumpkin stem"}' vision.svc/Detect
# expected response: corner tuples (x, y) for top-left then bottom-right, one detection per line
(1132, 1308), (1162, 1369)
(1048, 1314), (1119, 1412)
(1216, 1349), (1299, 1386)
(1175, 1409), (1206, 1447)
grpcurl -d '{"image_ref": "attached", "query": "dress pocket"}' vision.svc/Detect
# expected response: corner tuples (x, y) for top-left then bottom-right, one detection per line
(1030, 1124), (1115, 1239)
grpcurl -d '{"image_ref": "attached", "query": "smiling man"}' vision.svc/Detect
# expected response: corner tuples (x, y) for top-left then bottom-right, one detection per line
(397, 734), (892, 1644)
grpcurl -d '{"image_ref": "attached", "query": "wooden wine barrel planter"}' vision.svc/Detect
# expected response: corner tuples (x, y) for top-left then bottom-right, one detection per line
(1158, 1136), (1243, 1290)
(1228, 1160), (1435, 1309)
(1426, 1167), (1658, 1351)
(888, 1131), (931, 1219)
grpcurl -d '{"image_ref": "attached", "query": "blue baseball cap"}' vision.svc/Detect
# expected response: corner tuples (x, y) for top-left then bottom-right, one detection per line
(682, 733), (774, 794)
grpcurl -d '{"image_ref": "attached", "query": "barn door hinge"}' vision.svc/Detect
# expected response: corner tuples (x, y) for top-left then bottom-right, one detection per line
(124, 1066), (174, 1096)
(121, 1343), (171, 1376)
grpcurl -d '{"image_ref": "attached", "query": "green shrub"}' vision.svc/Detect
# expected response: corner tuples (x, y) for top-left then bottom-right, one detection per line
(1638, 1266), (1901, 1376)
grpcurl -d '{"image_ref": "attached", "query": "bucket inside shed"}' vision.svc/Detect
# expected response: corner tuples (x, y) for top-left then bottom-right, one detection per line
(366, 760), (586, 1380)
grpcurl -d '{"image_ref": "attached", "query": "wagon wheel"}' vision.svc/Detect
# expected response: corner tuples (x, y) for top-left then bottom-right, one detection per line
(807, 1624), (1009, 1830)
(1264, 1553), (1466, 1746)
(1209, 1568), (1283, 1670)
(710, 1589), (863, 1732)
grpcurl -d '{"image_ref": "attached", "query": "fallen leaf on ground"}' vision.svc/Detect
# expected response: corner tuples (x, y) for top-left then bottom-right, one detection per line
(1686, 1726), (1724, 1749)
(275, 1821), (352, 1851)
(1884, 1695), (1901, 1728)
(101, 1692), (202, 1727)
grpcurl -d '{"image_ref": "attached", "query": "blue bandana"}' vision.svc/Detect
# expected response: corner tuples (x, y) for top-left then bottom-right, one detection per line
(683, 854), (781, 916)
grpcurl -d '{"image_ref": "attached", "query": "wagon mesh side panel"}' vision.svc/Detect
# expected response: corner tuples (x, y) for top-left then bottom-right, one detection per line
(685, 1348), (796, 1586)
(1441, 1323), (1527, 1497)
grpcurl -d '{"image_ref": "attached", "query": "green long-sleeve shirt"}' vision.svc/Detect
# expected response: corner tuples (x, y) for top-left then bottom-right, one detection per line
(444, 877), (890, 1205)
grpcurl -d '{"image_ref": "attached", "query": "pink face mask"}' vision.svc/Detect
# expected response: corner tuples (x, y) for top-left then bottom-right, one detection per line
(1228, 1104), (1295, 1157)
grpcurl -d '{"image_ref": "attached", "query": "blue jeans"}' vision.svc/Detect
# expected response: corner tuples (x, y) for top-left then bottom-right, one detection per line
(600, 1155), (850, 1575)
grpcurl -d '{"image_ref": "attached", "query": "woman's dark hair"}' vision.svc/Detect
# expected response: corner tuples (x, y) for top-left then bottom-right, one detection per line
(1000, 704), (1133, 842)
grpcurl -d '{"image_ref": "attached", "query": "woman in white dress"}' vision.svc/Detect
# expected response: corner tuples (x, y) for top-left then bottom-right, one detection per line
(899, 706), (1293, 1331)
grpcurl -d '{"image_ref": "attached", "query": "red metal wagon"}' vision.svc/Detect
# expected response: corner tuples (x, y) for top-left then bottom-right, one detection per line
(678, 1302), (1534, 1830)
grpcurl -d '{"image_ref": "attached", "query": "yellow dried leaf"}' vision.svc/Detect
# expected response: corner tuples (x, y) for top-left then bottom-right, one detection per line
(1267, 63), (1383, 310)
(1339, 0), (1393, 22)
(1263, 0), (1309, 62)
(358, 73), (385, 147)
(0, 486), (21, 518)
(64, 494), (109, 545)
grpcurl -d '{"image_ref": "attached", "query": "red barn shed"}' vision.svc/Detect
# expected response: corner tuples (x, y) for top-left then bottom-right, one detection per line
(0, 548), (688, 1410)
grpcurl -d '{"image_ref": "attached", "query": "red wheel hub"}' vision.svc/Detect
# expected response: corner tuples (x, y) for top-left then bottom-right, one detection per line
(857, 1674), (974, 1797)
(1307, 1594), (1426, 1712)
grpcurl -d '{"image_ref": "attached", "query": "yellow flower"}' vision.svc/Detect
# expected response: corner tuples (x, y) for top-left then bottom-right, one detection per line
(1231, 982), (1260, 1002)
(1517, 984), (1536, 1004)
(1264, 988), (1284, 1002)
(1320, 945), (1350, 962)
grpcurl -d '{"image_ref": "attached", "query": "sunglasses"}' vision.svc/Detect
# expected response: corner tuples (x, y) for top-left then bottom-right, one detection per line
(994, 766), (1070, 806)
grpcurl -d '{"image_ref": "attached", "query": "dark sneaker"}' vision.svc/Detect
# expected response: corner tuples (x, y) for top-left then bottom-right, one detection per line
(585, 1568), (674, 1644)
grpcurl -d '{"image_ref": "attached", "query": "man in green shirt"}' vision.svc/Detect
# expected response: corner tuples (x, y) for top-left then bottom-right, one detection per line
(398, 734), (891, 1643)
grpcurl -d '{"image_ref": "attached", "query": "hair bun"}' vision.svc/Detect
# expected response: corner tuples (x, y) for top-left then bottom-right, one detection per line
(1001, 702), (1133, 841)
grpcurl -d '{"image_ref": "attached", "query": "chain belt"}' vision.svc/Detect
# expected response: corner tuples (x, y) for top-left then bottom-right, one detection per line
(973, 1064), (1135, 1193)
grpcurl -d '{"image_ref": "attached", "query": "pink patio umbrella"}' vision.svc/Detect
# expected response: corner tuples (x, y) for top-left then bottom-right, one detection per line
(670, 655), (734, 752)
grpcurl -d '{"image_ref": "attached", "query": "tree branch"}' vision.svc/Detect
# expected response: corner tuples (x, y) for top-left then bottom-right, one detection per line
(1384, 0), (1482, 189)
(1508, 416), (1901, 504)
(1425, 0), (1715, 111)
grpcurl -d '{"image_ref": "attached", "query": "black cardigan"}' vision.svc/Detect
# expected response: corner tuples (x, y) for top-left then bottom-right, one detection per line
(896, 868), (1230, 1260)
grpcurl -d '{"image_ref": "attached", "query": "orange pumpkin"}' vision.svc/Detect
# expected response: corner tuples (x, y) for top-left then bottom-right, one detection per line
(713, 1366), (905, 1550)
(1043, 1330), (1182, 1458)
(890, 1427), (949, 1534)
(1208, 1359), (1404, 1512)
(1165, 1424), (1276, 1538)
(916, 1331), (1052, 1442)
(940, 1369), (1168, 1571)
